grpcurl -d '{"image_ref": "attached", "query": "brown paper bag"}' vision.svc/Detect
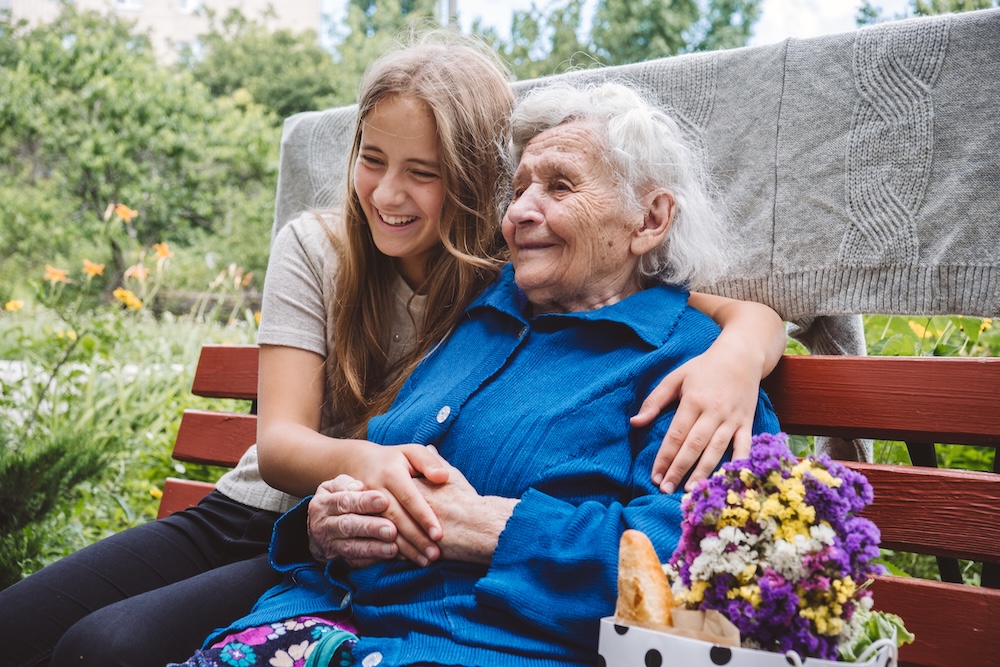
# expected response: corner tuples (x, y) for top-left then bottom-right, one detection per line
(652, 608), (741, 647)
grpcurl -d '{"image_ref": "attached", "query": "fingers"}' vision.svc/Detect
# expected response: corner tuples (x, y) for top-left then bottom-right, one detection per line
(631, 370), (683, 427)
(308, 475), (400, 564)
(650, 405), (695, 492)
(678, 425), (734, 492)
(317, 474), (364, 495)
(405, 444), (450, 485)
(381, 484), (442, 565)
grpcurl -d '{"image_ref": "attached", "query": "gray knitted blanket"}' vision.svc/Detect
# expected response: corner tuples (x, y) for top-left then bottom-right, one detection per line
(273, 8), (1000, 329)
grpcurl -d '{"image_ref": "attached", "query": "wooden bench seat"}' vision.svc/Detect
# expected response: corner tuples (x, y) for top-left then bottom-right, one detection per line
(161, 344), (1000, 667)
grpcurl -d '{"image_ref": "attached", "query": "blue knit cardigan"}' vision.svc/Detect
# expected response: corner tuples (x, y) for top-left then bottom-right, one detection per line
(212, 264), (779, 667)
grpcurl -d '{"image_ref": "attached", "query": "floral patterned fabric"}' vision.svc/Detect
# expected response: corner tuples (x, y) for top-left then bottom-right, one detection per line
(168, 615), (357, 667)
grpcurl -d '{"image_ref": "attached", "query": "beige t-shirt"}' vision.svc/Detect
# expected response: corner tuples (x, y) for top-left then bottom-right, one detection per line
(215, 213), (426, 513)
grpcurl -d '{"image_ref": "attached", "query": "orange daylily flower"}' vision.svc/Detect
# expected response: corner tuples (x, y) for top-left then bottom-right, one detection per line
(113, 287), (143, 310)
(153, 242), (173, 260)
(124, 263), (150, 282)
(44, 265), (70, 284)
(241, 272), (253, 288)
(4, 299), (24, 312)
(113, 203), (139, 223)
(82, 259), (105, 277)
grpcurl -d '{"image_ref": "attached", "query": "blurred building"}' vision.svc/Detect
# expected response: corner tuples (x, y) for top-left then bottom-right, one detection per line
(2, 0), (324, 63)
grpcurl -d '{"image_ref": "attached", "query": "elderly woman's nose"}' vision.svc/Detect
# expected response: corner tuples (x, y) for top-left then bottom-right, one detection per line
(506, 189), (542, 224)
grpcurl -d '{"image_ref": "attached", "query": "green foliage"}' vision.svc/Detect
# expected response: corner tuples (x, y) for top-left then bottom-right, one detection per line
(333, 0), (439, 98)
(857, 0), (998, 25)
(474, 0), (761, 80)
(911, 0), (999, 14)
(184, 9), (349, 117)
(0, 247), (258, 585)
(0, 5), (279, 288)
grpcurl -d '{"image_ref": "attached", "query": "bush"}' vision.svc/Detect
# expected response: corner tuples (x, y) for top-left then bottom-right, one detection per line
(0, 240), (257, 586)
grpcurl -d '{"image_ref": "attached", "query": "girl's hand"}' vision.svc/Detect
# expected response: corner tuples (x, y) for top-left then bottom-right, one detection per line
(631, 343), (758, 493)
(346, 443), (450, 565)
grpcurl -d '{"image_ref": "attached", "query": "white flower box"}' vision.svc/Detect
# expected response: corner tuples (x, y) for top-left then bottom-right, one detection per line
(597, 618), (896, 667)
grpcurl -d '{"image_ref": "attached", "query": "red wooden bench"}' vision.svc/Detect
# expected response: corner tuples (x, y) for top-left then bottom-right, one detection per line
(161, 344), (1000, 667)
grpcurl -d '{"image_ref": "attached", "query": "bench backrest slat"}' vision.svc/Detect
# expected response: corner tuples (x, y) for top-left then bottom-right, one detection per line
(762, 356), (1000, 446)
(846, 462), (1000, 563)
(173, 409), (257, 468)
(190, 344), (260, 400)
(869, 576), (1000, 667)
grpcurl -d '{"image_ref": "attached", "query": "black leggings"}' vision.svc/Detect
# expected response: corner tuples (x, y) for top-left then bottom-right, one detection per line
(0, 491), (283, 667)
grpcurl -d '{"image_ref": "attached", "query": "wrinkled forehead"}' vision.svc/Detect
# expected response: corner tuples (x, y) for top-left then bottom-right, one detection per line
(515, 120), (607, 175)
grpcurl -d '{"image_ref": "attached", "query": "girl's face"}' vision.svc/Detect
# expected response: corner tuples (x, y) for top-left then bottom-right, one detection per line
(354, 95), (446, 287)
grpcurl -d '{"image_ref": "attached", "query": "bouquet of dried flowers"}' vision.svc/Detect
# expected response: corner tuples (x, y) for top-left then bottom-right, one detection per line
(668, 432), (910, 661)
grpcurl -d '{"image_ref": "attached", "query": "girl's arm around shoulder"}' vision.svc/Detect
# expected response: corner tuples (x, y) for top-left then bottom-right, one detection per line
(631, 292), (786, 493)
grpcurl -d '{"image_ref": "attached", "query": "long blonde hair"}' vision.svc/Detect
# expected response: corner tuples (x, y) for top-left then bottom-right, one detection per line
(328, 32), (514, 437)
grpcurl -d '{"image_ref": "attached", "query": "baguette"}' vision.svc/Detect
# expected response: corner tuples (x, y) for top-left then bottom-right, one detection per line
(614, 529), (674, 630)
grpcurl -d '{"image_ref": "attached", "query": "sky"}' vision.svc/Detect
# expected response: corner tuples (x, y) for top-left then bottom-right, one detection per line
(445, 0), (914, 45)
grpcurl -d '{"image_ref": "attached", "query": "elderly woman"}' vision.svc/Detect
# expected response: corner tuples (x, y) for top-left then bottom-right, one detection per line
(175, 81), (779, 667)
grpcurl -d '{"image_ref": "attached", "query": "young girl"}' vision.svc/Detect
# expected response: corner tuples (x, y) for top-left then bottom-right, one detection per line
(0, 32), (784, 667)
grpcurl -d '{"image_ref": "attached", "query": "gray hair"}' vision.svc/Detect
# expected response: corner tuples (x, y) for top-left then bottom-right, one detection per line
(509, 81), (733, 288)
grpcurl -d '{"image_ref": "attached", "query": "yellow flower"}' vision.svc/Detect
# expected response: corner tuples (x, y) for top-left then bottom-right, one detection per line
(113, 203), (139, 223)
(3, 299), (24, 312)
(253, 310), (262, 325)
(153, 242), (173, 260)
(907, 319), (927, 337)
(149, 486), (163, 499)
(983, 318), (992, 331)
(56, 329), (78, 341)
(241, 271), (254, 288)
(124, 263), (150, 282)
(82, 259), (105, 278)
(113, 287), (143, 310)
(44, 265), (70, 284)
(794, 460), (842, 488)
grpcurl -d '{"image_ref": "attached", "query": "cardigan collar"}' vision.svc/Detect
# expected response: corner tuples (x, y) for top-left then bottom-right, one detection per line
(468, 263), (689, 348)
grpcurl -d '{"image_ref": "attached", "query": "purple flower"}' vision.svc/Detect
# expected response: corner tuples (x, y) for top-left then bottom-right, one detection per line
(669, 432), (884, 661)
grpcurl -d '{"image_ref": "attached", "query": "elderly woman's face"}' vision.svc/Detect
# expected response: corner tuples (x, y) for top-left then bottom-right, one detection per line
(502, 120), (643, 314)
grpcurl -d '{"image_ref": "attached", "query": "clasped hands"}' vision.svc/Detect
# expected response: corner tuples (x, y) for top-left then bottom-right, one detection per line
(307, 443), (516, 569)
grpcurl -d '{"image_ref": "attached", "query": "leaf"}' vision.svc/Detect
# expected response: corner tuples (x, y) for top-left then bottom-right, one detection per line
(870, 334), (916, 357)
(957, 316), (984, 345)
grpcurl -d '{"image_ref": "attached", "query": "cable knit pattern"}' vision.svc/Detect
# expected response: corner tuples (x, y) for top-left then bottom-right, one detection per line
(841, 17), (950, 265)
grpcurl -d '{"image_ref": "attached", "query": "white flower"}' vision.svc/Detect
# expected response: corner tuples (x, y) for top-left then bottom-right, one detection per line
(690, 530), (760, 581)
(269, 640), (311, 667)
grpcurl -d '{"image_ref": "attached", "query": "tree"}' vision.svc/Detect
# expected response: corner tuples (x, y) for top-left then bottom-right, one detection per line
(334, 0), (439, 97)
(479, 0), (763, 80)
(857, 0), (997, 25)
(912, 0), (998, 13)
(184, 8), (350, 117)
(477, 0), (596, 80)
(0, 6), (279, 284)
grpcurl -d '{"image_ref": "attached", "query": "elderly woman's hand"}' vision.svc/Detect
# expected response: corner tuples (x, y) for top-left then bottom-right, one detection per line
(631, 294), (785, 493)
(415, 461), (518, 566)
(308, 475), (399, 568)
(310, 444), (452, 566)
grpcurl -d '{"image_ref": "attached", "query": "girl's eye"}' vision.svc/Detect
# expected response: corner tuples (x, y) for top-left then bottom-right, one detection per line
(412, 170), (439, 181)
(359, 155), (384, 168)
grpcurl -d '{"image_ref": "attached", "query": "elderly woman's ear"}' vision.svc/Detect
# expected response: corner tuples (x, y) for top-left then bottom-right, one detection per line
(630, 188), (675, 256)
